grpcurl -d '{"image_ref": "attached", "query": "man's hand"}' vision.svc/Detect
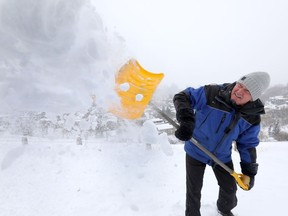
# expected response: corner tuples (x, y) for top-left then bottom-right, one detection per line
(175, 121), (194, 141)
(240, 162), (258, 190)
(175, 108), (195, 141)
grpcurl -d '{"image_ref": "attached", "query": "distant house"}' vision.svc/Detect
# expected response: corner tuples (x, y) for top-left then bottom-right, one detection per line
(150, 118), (174, 135)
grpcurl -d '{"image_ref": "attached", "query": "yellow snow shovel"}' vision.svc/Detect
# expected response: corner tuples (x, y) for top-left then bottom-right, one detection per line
(110, 59), (164, 119)
(111, 59), (250, 191)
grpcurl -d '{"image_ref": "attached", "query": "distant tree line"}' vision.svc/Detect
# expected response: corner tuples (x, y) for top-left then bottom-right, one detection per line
(0, 84), (288, 142)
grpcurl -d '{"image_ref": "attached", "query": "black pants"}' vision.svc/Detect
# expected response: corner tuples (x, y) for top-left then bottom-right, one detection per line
(185, 154), (237, 216)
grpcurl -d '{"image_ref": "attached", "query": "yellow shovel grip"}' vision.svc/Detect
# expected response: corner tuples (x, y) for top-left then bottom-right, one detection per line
(231, 172), (250, 191)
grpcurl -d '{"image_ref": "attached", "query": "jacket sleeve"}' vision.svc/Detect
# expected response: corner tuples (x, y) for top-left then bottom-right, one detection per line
(236, 124), (261, 163)
(173, 90), (192, 112)
(173, 90), (194, 123)
(173, 87), (206, 111)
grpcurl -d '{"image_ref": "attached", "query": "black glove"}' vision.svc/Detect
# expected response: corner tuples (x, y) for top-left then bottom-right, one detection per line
(175, 108), (195, 141)
(240, 162), (259, 190)
(175, 121), (194, 141)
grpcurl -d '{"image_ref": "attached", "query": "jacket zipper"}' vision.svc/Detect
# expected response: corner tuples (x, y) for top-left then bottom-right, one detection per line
(213, 112), (240, 155)
(216, 113), (226, 133)
(199, 110), (212, 129)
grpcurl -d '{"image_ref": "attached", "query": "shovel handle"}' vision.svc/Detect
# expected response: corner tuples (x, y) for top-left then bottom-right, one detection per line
(231, 172), (250, 191)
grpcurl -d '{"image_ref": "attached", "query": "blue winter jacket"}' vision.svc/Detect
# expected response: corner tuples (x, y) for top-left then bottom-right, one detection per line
(173, 83), (265, 166)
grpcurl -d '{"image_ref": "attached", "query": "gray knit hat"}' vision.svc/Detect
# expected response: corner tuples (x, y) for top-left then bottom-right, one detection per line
(237, 72), (271, 101)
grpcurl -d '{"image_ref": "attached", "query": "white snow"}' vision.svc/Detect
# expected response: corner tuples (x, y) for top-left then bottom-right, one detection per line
(135, 94), (144, 102)
(0, 0), (129, 114)
(119, 83), (130, 92)
(158, 132), (174, 156)
(0, 136), (287, 216)
(141, 120), (159, 144)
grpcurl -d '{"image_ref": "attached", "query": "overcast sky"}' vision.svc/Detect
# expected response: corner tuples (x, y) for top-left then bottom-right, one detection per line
(94, 0), (288, 88)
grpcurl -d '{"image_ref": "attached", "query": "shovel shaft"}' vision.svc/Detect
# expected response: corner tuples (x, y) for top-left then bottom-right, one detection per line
(150, 103), (180, 129)
(189, 137), (233, 173)
(191, 137), (249, 190)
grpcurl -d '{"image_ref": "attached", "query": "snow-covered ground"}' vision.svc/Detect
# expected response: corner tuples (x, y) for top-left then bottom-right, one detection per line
(1, 136), (287, 216)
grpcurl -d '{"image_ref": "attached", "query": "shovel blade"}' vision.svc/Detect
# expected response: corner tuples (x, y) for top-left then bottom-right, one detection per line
(111, 59), (164, 119)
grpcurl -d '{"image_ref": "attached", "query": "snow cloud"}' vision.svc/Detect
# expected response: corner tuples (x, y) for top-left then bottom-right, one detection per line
(0, 0), (129, 113)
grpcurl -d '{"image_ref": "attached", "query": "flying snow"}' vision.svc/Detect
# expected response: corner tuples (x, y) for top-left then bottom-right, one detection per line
(0, 0), (129, 113)
(135, 94), (144, 101)
(119, 82), (130, 92)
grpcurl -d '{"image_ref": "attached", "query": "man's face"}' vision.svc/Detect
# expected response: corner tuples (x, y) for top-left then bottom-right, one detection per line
(231, 83), (253, 105)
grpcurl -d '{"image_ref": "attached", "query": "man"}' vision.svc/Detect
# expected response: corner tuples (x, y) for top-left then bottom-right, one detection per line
(173, 72), (270, 216)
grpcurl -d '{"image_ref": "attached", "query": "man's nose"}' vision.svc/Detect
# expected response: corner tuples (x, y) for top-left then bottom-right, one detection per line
(237, 89), (244, 95)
